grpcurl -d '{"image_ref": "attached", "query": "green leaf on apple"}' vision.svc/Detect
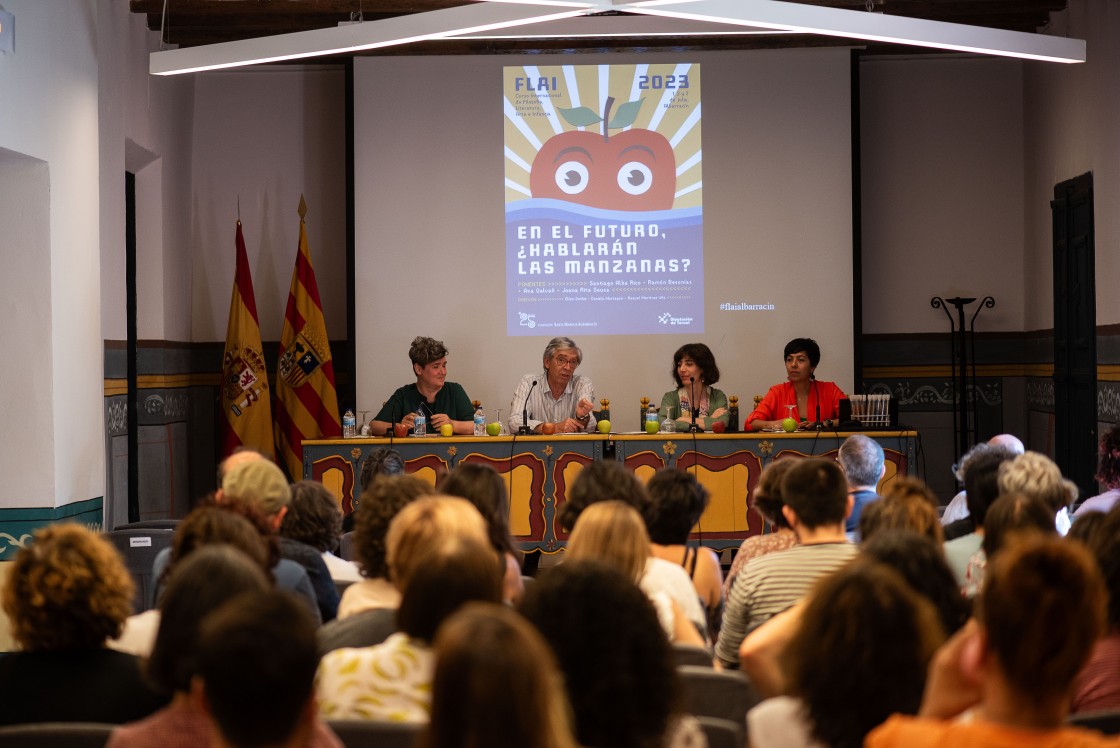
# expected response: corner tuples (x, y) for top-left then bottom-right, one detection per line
(559, 106), (603, 128)
(607, 98), (644, 130)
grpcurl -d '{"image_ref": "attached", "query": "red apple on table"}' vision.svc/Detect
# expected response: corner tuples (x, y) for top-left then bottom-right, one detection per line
(711, 421), (726, 433)
(541, 422), (556, 435)
(530, 96), (675, 212)
(393, 423), (409, 438)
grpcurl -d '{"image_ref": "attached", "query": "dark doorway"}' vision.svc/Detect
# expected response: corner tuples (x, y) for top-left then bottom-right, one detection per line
(1052, 172), (1097, 498)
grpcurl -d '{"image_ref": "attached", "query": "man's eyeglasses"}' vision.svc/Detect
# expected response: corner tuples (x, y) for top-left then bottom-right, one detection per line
(553, 355), (580, 368)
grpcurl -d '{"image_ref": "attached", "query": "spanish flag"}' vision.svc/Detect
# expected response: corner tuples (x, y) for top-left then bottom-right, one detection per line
(274, 197), (342, 479)
(221, 221), (274, 459)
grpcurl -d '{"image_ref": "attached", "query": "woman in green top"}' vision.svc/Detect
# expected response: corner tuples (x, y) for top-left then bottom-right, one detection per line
(659, 343), (729, 432)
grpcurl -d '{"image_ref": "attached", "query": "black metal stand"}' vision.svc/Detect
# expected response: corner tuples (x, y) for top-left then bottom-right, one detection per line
(931, 295), (995, 460)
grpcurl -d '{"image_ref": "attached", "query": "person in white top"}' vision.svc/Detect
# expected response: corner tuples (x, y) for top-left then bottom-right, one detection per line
(509, 336), (596, 434)
(282, 480), (362, 583)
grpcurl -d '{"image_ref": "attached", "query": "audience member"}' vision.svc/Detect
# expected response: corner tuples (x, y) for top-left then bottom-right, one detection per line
(421, 603), (579, 748)
(107, 546), (277, 748)
(998, 450), (1077, 536)
(283, 480), (361, 583)
(438, 462), (524, 602)
(195, 590), (342, 748)
(1071, 504), (1120, 713)
(941, 434), (1025, 530)
(723, 459), (799, 599)
(556, 459), (706, 635)
(748, 560), (944, 748)
(316, 535), (502, 721)
(837, 434), (885, 538)
(113, 501), (274, 656)
(1075, 425), (1120, 519)
(867, 537), (1111, 748)
(345, 447), (406, 532)
(520, 560), (703, 748)
(859, 476), (943, 544)
(964, 491), (1058, 600)
(567, 501), (706, 646)
(716, 458), (857, 668)
(0, 523), (168, 725)
(643, 468), (723, 637)
(942, 447), (1014, 585)
(337, 474), (433, 619)
(319, 494), (492, 653)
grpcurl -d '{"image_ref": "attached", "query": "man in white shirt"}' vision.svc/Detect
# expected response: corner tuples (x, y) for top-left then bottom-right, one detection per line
(509, 336), (597, 433)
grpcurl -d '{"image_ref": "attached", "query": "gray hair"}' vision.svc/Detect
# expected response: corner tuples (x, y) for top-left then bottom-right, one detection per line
(543, 337), (582, 365)
(409, 336), (448, 368)
(837, 434), (885, 488)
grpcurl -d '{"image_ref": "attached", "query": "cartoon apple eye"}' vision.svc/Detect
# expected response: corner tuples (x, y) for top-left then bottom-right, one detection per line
(617, 162), (654, 196)
(555, 161), (590, 195)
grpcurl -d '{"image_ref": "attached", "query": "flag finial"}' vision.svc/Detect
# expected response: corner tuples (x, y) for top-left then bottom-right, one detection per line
(298, 194), (307, 220)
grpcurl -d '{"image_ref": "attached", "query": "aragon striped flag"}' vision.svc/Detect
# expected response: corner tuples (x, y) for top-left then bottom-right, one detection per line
(221, 220), (275, 459)
(274, 196), (342, 479)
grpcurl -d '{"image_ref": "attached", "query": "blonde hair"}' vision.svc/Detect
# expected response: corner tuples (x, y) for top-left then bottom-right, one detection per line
(861, 477), (943, 544)
(567, 501), (650, 582)
(998, 451), (1077, 513)
(386, 495), (489, 589)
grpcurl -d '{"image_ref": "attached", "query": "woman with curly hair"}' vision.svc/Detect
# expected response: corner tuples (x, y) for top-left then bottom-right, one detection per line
(723, 459), (799, 599)
(658, 342), (729, 432)
(859, 476), (944, 545)
(338, 474), (434, 618)
(748, 559), (945, 748)
(283, 480), (361, 583)
(519, 560), (703, 748)
(0, 523), (168, 725)
(421, 603), (578, 748)
(438, 462), (524, 602)
(1075, 424), (1120, 519)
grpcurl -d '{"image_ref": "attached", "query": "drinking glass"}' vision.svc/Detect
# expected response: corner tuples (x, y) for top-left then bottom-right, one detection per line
(660, 406), (675, 433)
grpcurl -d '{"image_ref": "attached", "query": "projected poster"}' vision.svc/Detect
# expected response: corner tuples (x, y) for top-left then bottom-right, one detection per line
(504, 63), (702, 336)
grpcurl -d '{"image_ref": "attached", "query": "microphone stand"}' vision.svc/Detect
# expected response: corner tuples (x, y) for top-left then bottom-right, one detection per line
(688, 377), (702, 433)
(813, 378), (822, 431)
(518, 380), (537, 436)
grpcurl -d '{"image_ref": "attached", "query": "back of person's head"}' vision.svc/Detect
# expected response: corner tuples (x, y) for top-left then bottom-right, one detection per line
(396, 536), (503, 642)
(1083, 505), (1120, 631)
(781, 458), (849, 529)
(147, 545), (271, 694)
(859, 477), (942, 544)
(837, 434), (885, 488)
(642, 468), (709, 545)
(998, 451), (1077, 514)
(386, 495), (489, 590)
(567, 501), (650, 583)
(978, 535), (1106, 706)
(221, 458), (291, 517)
(784, 560), (945, 748)
(438, 462), (515, 556)
(352, 474), (434, 579)
(859, 530), (971, 636)
(358, 447), (405, 495)
(962, 447), (1016, 528)
(519, 560), (680, 748)
(280, 480), (343, 553)
(196, 590), (320, 748)
(982, 492), (1058, 559)
(558, 460), (649, 533)
(2, 523), (133, 652)
(168, 499), (276, 581)
(751, 459), (797, 529)
(422, 603), (578, 748)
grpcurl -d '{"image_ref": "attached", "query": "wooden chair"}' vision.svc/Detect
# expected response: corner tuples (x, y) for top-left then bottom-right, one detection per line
(0, 722), (115, 748)
(327, 719), (422, 748)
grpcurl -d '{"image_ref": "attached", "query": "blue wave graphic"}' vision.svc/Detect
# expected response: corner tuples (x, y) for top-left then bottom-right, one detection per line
(507, 198), (702, 225)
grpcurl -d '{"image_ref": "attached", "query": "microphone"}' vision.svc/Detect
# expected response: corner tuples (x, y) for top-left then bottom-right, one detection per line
(689, 377), (702, 433)
(814, 379), (822, 430)
(518, 380), (537, 435)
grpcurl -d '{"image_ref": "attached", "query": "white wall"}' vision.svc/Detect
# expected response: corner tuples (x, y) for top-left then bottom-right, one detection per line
(1024, 0), (1120, 330)
(353, 49), (855, 423)
(189, 68), (347, 344)
(861, 56), (1025, 335)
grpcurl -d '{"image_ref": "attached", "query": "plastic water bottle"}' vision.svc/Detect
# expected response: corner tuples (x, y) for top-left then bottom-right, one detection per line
(414, 409), (427, 437)
(342, 409), (356, 438)
(645, 404), (658, 432)
(473, 404), (486, 436)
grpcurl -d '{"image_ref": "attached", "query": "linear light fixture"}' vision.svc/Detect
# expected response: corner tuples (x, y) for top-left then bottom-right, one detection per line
(150, 0), (1086, 76)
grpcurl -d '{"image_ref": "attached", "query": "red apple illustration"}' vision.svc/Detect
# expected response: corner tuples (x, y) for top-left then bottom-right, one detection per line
(530, 97), (676, 211)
